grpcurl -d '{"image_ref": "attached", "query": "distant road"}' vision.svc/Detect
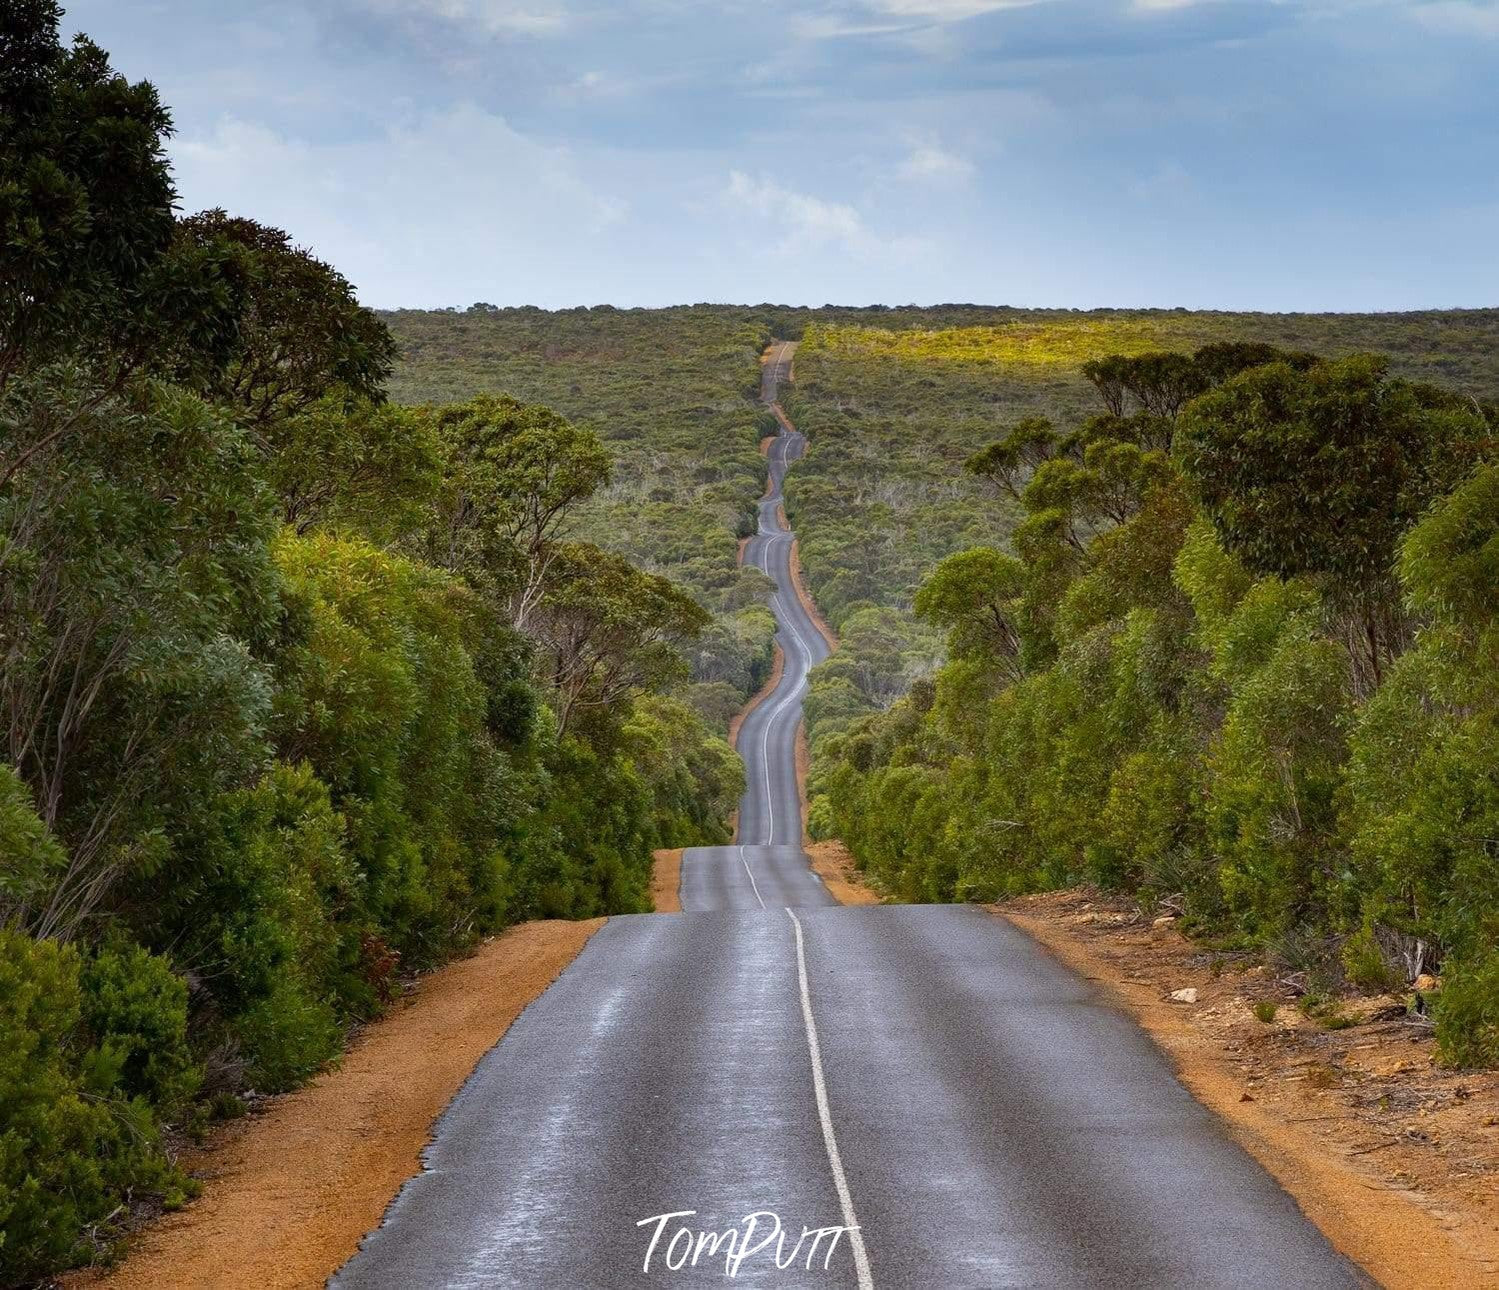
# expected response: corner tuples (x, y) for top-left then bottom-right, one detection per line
(333, 343), (1367, 1289)
(683, 340), (833, 907)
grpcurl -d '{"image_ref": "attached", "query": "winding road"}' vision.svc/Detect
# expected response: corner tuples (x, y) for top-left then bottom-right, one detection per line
(684, 339), (834, 907)
(333, 344), (1369, 1289)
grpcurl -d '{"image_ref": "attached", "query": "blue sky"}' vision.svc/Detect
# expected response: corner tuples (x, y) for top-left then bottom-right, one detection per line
(65, 2), (1499, 310)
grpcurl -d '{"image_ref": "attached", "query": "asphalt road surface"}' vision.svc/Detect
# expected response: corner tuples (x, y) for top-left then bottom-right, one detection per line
(733, 340), (830, 852)
(333, 344), (1368, 1289)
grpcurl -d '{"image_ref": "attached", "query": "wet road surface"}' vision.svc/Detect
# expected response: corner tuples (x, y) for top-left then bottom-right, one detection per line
(333, 343), (1368, 1289)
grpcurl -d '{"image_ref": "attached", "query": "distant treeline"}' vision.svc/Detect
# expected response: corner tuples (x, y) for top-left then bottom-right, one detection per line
(0, 7), (737, 1282)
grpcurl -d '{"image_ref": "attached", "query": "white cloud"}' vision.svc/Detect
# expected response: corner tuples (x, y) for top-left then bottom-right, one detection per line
(898, 142), (976, 183)
(723, 170), (928, 261)
(1410, 0), (1499, 37)
(790, 14), (914, 38)
(172, 105), (627, 305)
(727, 171), (868, 247)
(864, 0), (1045, 18)
(351, 0), (571, 36)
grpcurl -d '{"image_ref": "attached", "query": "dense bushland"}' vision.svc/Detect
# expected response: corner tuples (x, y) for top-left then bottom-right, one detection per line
(381, 305), (785, 734)
(0, 8), (736, 1280)
(807, 338), (1499, 1066)
(783, 315), (1499, 750)
(384, 303), (1499, 736)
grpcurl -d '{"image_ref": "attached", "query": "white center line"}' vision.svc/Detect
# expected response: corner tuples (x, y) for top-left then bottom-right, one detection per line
(787, 908), (874, 1290)
(737, 846), (765, 910)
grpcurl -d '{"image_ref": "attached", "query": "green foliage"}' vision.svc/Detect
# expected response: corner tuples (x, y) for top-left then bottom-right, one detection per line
(623, 694), (743, 848)
(135, 760), (358, 1088)
(1399, 462), (1499, 631)
(803, 323), (1499, 1069)
(0, 765), (66, 914)
(423, 394), (613, 618)
(1206, 622), (1353, 937)
(177, 210), (396, 428)
(1342, 928), (1401, 993)
(1, 370), (281, 940)
(528, 542), (711, 738)
(79, 942), (198, 1109)
(1178, 356), (1487, 598)
(1345, 469), (1499, 1067)
(273, 532), (512, 959)
(0, 3), (237, 395)
(263, 395), (441, 538)
(914, 548), (1026, 676)
(1436, 953), (1499, 1068)
(0, 929), (187, 1282)
(231, 978), (345, 1095)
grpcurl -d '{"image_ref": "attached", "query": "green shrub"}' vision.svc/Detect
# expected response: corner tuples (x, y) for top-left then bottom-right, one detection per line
(1342, 928), (1402, 993)
(0, 932), (183, 1284)
(80, 942), (199, 1110)
(0, 766), (67, 915)
(234, 979), (344, 1093)
(1436, 953), (1499, 1068)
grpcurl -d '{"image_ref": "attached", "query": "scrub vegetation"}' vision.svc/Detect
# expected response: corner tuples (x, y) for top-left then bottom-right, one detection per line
(381, 305), (784, 734)
(797, 328), (1499, 1075)
(0, 8), (737, 1281)
(382, 302), (1499, 1079)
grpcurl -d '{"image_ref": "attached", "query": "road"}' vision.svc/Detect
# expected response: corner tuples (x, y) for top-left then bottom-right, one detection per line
(333, 344), (1368, 1289)
(682, 339), (835, 909)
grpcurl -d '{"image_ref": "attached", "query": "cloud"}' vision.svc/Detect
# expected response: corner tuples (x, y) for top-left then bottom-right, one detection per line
(1409, 1), (1499, 37)
(726, 171), (868, 248)
(790, 14), (915, 39)
(897, 141), (976, 182)
(865, 0), (1046, 17)
(723, 170), (927, 260)
(347, 0), (571, 36)
(171, 104), (627, 304)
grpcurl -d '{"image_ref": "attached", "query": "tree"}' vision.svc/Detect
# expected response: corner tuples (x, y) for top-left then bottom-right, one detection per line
(1177, 354), (1490, 690)
(1, 4), (171, 387)
(1080, 355), (1132, 417)
(1082, 352), (1207, 423)
(0, 371), (280, 941)
(526, 543), (709, 737)
(965, 416), (1057, 502)
(1192, 340), (1318, 387)
(271, 531), (516, 959)
(1119, 352), (1208, 420)
(1398, 461), (1499, 634)
(914, 548), (1027, 681)
(176, 210), (395, 431)
(264, 394), (440, 537)
(1078, 439), (1175, 527)
(426, 395), (612, 627)
(0, 4), (241, 479)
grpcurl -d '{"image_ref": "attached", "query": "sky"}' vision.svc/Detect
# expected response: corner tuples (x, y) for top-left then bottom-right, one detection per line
(62, 1), (1499, 311)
